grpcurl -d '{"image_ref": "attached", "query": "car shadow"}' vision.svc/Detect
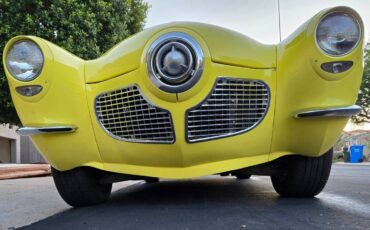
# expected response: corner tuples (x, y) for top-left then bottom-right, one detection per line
(19, 176), (362, 230)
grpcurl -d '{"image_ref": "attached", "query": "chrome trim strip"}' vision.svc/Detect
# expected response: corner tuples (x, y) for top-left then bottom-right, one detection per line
(16, 126), (77, 136)
(295, 105), (361, 118)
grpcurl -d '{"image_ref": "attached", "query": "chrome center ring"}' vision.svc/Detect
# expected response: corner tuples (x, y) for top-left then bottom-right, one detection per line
(147, 32), (204, 93)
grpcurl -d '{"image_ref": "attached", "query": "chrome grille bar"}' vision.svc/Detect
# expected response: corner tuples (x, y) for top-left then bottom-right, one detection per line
(95, 85), (175, 143)
(186, 78), (270, 142)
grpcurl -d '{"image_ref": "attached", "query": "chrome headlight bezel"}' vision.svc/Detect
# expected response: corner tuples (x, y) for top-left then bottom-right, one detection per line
(315, 11), (362, 57)
(5, 40), (44, 82)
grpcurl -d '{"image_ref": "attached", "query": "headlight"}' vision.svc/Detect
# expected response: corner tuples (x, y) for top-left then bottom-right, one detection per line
(5, 40), (44, 81)
(316, 12), (361, 56)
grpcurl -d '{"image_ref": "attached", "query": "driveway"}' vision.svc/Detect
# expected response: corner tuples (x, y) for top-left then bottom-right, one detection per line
(1, 164), (370, 230)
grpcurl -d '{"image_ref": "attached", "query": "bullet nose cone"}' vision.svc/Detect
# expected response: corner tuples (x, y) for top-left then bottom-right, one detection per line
(163, 47), (187, 76)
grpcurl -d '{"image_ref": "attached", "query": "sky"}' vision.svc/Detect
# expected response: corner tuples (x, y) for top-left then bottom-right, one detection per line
(144, 0), (370, 44)
(144, 0), (370, 131)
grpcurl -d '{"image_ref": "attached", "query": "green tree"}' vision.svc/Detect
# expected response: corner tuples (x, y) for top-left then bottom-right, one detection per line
(0, 0), (149, 125)
(353, 43), (370, 124)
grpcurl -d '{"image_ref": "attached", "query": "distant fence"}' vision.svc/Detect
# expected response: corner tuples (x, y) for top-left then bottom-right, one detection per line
(20, 136), (46, 164)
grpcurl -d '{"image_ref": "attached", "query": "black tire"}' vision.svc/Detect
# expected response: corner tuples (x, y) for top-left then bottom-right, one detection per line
(145, 177), (159, 183)
(235, 174), (251, 180)
(52, 167), (112, 207)
(271, 148), (333, 198)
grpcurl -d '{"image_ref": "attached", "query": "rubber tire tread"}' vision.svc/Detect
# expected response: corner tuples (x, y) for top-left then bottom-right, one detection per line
(271, 149), (333, 197)
(52, 167), (112, 207)
(236, 174), (252, 179)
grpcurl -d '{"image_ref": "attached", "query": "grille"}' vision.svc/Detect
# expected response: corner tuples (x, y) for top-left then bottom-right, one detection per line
(186, 78), (270, 142)
(95, 85), (175, 143)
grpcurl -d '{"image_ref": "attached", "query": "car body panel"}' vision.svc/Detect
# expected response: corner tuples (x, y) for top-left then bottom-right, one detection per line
(2, 6), (364, 178)
(3, 36), (103, 169)
(85, 22), (276, 84)
(271, 6), (364, 160)
(84, 65), (276, 178)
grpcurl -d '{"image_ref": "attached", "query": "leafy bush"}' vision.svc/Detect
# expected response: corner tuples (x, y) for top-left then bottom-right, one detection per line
(353, 43), (370, 124)
(0, 0), (149, 125)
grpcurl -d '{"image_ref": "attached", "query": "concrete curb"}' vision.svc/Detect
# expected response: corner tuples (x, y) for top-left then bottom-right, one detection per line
(334, 162), (370, 166)
(0, 164), (51, 180)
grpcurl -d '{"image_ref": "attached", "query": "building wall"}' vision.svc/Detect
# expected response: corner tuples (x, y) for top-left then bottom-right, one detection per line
(0, 124), (20, 163)
(0, 137), (11, 163)
(20, 136), (46, 163)
(0, 124), (45, 164)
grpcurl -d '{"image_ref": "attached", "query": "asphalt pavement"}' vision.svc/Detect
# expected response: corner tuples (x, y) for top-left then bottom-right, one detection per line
(1, 163), (370, 230)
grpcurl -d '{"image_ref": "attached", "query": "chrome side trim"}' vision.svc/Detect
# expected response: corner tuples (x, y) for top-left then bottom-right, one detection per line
(294, 105), (361, 118)
(16, 126), (77, 136)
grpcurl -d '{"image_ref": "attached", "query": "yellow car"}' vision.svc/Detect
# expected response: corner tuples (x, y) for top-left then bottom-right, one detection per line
(3, 6), (364, 207)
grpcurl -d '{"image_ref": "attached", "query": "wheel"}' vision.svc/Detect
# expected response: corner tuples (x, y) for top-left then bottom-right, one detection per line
(235, 174), (251, 179)
(145, 177), (159, 183)
(52, 167), (112, 207)
(271, 148), (333, 198)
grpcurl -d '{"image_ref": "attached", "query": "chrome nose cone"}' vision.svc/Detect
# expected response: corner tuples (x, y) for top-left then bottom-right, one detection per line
(163, 46), (187, 76)
(154, 42), (194, 84)
(147, 32), (204, 93)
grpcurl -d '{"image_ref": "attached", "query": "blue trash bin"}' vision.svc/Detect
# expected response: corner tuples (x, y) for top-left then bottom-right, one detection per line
(349, 145), (364, 163)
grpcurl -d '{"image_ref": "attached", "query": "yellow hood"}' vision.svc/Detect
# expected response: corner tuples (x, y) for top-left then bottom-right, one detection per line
(85, 22), (276, 83)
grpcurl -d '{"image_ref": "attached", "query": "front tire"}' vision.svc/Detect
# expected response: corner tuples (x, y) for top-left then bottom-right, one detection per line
(271, 148), (333, 198)
(145, 177), (159, 183)
(52, 167), (112, 207)
(235, 174), (251, 180)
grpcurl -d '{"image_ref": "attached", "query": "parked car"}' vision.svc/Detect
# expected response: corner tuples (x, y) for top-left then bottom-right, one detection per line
(3, 6), (364, 207)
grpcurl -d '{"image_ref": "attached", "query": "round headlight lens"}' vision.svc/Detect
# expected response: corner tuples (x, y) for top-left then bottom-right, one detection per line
(316, 12), (361, 56)
(6, 40), (44, 81)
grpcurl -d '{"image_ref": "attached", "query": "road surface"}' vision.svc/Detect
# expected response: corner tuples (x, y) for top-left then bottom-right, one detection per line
(1, 163), (370, 230)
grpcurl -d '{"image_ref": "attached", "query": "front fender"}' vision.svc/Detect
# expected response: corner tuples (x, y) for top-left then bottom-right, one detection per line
(270, 6), (365, 160)
(2, 36), (103, 170)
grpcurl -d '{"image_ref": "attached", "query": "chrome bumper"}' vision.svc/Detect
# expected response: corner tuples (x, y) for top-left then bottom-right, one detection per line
(295, 105), (361, 118)
(16, 126), (77, 136)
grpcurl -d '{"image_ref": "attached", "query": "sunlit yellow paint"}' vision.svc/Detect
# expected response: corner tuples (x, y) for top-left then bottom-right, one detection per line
(271, 6), (365, 159)
(3, 6), (364, 178)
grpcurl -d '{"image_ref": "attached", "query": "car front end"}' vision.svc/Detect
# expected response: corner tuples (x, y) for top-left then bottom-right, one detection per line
(2, 6), (365, 206)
